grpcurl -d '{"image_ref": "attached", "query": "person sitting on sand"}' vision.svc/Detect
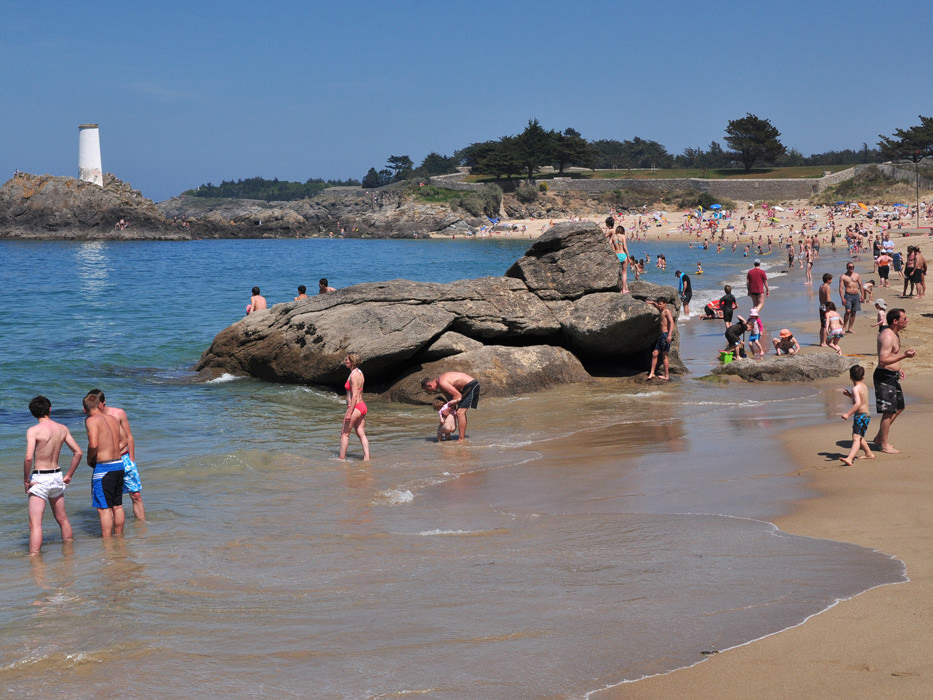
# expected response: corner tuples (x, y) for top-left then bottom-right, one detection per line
(432, 397), (457, 442)
(772, 329), (800, 355)
(839, 364), (874, 466)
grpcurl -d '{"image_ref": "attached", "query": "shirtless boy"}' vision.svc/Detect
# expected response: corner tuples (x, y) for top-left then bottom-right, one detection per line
(421, 372), (480, 443)
(24, 396), (83, 555)
(839, 365), (874, 466)
(83, 392), (126, 537)
(247, 287), (267, 314)
(872, 308), (916, 454)
(647, 297), (675, 380)
(87, 389), (144, 520)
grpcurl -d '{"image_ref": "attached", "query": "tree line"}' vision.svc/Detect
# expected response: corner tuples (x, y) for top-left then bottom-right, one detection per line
(185, 176), (361, 201)
(365, 114), (933, 186)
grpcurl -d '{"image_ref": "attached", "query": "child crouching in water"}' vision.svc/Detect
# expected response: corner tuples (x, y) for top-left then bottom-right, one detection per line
(839, 364), (874, 466)
(433, 397), (457, 441)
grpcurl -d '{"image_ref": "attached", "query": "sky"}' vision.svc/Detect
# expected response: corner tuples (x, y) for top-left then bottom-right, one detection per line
(1, 0), (927, 202)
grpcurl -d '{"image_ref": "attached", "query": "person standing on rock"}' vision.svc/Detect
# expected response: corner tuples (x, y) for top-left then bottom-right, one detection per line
(421, 372), (480, 443)
(646, 297), (675, 381)
(611, 226), (630, 294)
(247, 287), (267, 315)
(339, 352), (370, 461)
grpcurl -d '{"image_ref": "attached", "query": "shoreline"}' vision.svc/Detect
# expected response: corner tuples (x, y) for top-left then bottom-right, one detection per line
(595, 233), (933, 697)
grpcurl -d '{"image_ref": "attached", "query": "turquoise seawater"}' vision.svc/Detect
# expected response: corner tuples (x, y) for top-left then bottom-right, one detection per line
(0, 235), (903, 698)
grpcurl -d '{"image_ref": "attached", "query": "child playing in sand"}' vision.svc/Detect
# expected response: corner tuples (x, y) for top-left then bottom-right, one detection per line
(825, 301), (845, 355)
(839, 365), (874, 466)
(432, 397), (457, 441)
(861, 279), (875, 303)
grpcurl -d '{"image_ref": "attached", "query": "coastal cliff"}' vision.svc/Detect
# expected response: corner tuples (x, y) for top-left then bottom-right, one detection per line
(195, 222), (685, 399)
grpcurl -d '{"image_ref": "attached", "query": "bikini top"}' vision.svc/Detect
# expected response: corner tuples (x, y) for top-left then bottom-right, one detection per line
(344, 367), (361, 392)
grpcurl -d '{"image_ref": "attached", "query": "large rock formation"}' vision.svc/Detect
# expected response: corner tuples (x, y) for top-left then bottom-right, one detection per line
(710, 352), (858, 382)
(0, 172), (185, 239)
(195, 222), (685, 402)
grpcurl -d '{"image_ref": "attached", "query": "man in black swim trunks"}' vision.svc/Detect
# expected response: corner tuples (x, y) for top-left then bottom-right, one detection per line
(873, 308), (915, 453)
(647, 297), (676, 380)
(421, 372), (480, 443)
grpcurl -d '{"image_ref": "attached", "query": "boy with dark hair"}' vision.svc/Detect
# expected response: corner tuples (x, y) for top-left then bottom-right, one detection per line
(24, 396), (83, 554)
(839, 365), (874, 466)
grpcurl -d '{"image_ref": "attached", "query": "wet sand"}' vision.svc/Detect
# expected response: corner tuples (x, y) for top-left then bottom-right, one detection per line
(596, 233), (933, 697)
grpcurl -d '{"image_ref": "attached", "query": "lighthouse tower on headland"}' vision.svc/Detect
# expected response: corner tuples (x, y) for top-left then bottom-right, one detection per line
(78, 124), (103, 186)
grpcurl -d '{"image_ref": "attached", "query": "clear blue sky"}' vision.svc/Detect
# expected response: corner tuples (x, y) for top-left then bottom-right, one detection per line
(1, 0), (926, 202)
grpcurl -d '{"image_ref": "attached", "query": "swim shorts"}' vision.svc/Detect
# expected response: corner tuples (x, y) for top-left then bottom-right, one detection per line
(458, 380), (480, 410)
(122, 453), (142, 493)
(681, 290), (692, 306)
(92, 460), (125, 509)
(28, 469), (65, 501)
(873, 367), (905, 414)
(852, 413), (871, 437)
(878, 265), (889, 280)
(748, 333), (760, 342)
(910, 269), (923, 284)
(843, 292), (861, 313)
(655, 331), (671, 353)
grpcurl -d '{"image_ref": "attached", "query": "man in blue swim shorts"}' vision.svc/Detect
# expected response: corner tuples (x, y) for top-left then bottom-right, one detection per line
(87, 389), (145, 520)
(839, 262), (864, 333)
(83, 392), (126, 537)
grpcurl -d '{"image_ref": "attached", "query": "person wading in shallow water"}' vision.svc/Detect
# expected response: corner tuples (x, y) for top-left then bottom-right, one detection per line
(339, 352), (370, 461)
(646, 297), (675, 381)
(421, 372), (480, 443)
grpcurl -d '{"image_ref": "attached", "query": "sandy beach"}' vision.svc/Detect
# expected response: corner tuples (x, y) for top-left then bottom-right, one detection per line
(594, 219), (933, 697)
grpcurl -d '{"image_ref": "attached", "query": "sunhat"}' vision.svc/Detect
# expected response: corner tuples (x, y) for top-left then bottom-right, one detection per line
(779, 329), (792, 338)
(875, 298), (887, 309)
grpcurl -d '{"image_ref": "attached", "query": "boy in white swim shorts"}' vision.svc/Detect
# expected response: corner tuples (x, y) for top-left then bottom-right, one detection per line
(24, 396), (83, 555)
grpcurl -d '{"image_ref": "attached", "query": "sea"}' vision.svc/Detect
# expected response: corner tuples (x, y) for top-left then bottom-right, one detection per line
(0, 228), (905, 699)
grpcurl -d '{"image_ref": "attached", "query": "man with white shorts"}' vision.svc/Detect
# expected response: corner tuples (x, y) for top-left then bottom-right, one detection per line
(24, 396), (83, 555)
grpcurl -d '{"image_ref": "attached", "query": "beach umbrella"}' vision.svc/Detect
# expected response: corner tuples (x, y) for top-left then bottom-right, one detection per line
(858, 203), (868, 211)
(894, 203), (907, 207)
(835, 201), (846, 205)
(710, 204), (722, 209)
(774, 206), (785, 211)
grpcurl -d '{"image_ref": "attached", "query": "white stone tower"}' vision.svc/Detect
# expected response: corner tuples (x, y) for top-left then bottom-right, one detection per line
(78, 124), (103, 186)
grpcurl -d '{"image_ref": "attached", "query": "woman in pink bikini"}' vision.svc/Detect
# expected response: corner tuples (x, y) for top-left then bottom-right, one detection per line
(339, 352), (370, 461)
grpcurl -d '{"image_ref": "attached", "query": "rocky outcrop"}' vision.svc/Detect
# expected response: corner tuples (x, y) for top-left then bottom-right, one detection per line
(156, 191), (488, 239)
(0, 173), (185, 239)
(710, 352), (859, 382)
(195, 222), (686, 402)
